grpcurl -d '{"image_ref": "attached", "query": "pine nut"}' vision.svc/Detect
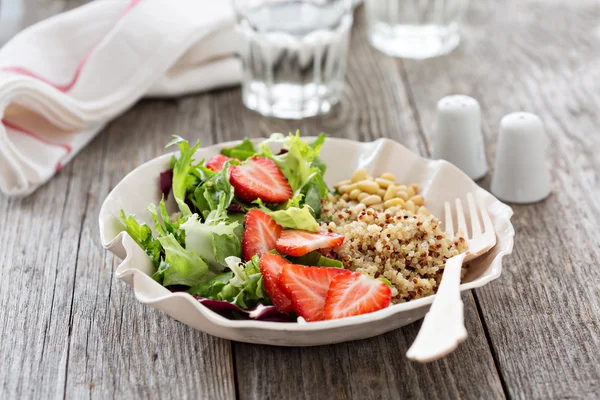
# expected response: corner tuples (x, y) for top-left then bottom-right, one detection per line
(377, 188), (386, 197)
(357, 192), (369, 201)
(335, 179), (351, 188)
(361, 194), (382, 206)
(396, 184), (408, 192)
(417, 206), (430, 216)
(371, 203), (384, 209)
(384, 184), (397, 201)
(357, 180), (379, 194)
(407, 186), (416, 198)
(338, 184), (351, 193)
(375, 178), (394, 188)
(349, 188), (361, 200)
(384, 198), (405, 208)
(352, 168), (368, 183)
(380, 172), (396, 182)
(396, 190), (409, 201)
(405, 200), (416, 212)
(410, 184), (420, 194)
(341, 193), (350, 201)
(410, 195), (424, 206)
(327, 193), (337, 202)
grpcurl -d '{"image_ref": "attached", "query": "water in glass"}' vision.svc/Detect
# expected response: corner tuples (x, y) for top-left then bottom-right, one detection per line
(366, 0), (468, 59)
(235, 0), (353, 119)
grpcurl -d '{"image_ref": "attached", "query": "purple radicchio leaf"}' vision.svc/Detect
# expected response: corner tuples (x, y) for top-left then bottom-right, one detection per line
(227, 203), (245, 213)
(276, 148), (289, 155)
(160, 169), (174, 199)
(194, 298), (294, 322)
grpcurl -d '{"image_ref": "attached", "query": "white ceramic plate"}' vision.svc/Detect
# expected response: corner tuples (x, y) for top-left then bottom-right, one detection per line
(99, 137), (514, 346)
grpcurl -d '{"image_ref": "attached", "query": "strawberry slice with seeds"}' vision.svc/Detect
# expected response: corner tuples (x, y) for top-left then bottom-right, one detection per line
(242, 209), (282, 261)
(229, 157), (293, 203)
(205, 154), (235, 171)
(259, 253), (294, 313)
(324, 273), (392, 320)
(281, 264), (351, 321)
(276, 230), (345, 257)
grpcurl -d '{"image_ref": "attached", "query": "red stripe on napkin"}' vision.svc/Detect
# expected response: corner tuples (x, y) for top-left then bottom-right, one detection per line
(1, 0), (145, 92)
(3, 119), (72, 153)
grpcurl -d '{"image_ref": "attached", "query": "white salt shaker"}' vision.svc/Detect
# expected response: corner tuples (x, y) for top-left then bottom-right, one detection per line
(432, 95), (487, 180)
(491, 112), (551, 203)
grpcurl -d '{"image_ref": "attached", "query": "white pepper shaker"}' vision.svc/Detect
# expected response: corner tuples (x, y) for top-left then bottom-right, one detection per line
(491, 112), (551, 203)
(432, 95), (487, 180)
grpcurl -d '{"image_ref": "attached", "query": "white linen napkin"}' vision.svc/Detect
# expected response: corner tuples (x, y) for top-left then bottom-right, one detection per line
(0, 0), (241, 197)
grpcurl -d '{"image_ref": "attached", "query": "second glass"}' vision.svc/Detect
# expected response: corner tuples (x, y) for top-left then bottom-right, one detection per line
(234, 0), (353, 119)
(366, 0), (468, 59)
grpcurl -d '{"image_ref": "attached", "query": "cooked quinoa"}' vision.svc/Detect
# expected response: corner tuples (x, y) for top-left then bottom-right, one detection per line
(319, 199), (468, 303)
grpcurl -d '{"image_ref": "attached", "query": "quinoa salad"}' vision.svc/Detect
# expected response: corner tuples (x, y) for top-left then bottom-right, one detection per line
(320, 169), (468, 303)
(120, 133), (467, 323)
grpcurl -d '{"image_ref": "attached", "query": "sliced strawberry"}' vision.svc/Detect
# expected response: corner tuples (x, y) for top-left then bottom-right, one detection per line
(242, 209), (282, 261)
(259, 253), (294, 313)
(276, 230), (345, 257)
(205, 154), (235, 171)
(229, 157), (293, 203)
(281, 264), (351, 321)
(324, 273), (392, 320)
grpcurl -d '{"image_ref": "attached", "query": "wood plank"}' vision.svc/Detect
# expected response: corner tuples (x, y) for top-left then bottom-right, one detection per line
(230, 9), (505, 400)
(399, 0), (600, 398)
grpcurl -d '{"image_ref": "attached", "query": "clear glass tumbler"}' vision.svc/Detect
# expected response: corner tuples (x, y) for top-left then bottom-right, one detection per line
(365, 0), (469, 59)
(233, 0), (353, 119)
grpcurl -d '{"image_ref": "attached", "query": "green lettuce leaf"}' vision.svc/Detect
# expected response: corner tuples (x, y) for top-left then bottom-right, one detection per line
(168, 136), (201, 216)
(221, 138), (257, 160)
(257, 132), (329, 218)
(268, 206), (319, 231)
(302, 179), (325, 218)
(187, 271), (234, 298)
(251, 198), (319, 231)
(223, 256), (268, 309)
(153, 234), (212, 287)
(288, 251), (344, 268)
(259, 132), (325, 194)
(188, 255), (268, 309)
(180, 213), (241, 273)
(147, 198), (186, 243)
(191, 162), (235, 218)
(120, 210), (161, 267)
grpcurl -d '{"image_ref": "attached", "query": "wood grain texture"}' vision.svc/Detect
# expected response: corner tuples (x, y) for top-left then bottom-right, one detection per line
(399, 1), (600, 398)
(1, 0), (599, 399)
(235, 295), (503, 400)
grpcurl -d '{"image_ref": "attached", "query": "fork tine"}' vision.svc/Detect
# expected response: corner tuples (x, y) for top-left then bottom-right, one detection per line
(467, 193), (482, 237)
(456, 198), (468, 237)
(477, 192), (494, 233)
(444, 201), (454, 237)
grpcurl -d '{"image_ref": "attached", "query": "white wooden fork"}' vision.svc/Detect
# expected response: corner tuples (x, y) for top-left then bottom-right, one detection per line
(406, 192), (496, 362)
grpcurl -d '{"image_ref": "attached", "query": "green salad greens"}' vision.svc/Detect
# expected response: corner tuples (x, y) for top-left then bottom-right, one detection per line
(120, 133), (334, 311)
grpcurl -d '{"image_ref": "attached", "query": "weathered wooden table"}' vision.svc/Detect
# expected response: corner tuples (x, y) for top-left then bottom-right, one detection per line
(1, 1), (599, 399)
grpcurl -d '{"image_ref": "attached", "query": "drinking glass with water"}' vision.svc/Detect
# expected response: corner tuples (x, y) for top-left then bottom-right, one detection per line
(233, 0), (353, 119)
(366, 0), (469, 59)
